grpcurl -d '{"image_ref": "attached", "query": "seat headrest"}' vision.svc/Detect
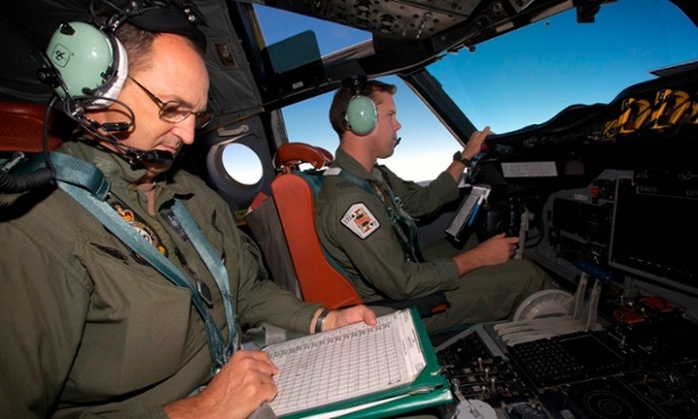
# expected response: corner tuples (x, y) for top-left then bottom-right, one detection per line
(274, 142), (333, 173)
(0, 101), (63, 153)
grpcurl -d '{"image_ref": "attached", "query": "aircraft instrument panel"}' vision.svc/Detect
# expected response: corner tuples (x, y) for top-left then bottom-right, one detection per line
(435, 291), (698, 419)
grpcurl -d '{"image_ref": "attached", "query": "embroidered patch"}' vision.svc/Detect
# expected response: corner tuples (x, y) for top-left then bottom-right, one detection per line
(113, 201), (168, 262)
(341, 203), (380, 239)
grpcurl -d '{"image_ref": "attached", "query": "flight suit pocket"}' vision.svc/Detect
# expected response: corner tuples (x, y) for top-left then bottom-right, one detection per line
(67, 236), (201, 398)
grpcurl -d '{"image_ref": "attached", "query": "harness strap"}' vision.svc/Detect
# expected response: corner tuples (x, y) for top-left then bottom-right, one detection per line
(172, 199), (238, 360)
(21, 152), (236, 374)
(17, 151), (112, 199)
(325, 168), (424, 262)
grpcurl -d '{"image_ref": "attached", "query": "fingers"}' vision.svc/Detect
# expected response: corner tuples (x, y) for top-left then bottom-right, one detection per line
(463, 126), (492, 157)
(227, 352), (279, 400)
(473, 126), (491, 143)
(479, 126), (491, 139)
(327, 305), (378, 331)
(480, 234), (519, 263)
(493, 233), (519, 244)
(357, 305), (378, 326)
(182, 350), (279, 418)
(229, 350), (279, 375)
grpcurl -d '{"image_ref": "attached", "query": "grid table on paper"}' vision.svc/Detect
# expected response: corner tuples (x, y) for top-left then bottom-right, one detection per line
(264, 310), (424, 416)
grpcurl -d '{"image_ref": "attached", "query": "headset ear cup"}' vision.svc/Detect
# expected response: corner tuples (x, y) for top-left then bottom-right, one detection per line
(87, 37), (128, 109)
(344, 95), (377, 136)
(46, 21), (128, 109)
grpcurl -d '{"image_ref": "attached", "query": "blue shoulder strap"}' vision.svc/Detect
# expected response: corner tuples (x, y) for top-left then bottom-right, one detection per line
(17, 151), (112, 199)
(36, 152), (236, 374)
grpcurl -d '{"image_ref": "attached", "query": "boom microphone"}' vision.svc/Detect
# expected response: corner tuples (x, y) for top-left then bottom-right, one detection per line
(101, 122), (131, 132)
(70, 107), (171, 167)
(122, 148), (174, 166)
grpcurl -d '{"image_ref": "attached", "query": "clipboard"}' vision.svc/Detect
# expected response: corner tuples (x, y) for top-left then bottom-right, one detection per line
(445, 184), (491, 241)
(264, 307), (453, 419)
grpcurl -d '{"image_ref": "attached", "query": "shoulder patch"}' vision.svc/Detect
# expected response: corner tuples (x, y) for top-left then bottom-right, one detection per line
(341, 203), (380, 239)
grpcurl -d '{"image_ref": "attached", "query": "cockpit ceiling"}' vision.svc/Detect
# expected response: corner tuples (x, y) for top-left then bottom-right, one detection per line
(258, 0), (479, 41)
(253, 0), (576, 43)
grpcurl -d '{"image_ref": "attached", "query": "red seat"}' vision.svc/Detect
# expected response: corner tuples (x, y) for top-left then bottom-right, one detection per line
(0, 101), (63, 153)
(271, 142), (362, 309)
(271, 142), (449, 316)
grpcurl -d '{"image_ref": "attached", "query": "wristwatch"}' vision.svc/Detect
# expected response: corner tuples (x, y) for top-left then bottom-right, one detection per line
(453, 151), (471, 167)
(314, 308), (330, 333)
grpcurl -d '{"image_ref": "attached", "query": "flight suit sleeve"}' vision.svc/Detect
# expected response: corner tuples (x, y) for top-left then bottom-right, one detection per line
(378, 166), (460, 218)
(317, 186), (460, 301)
(0, 221), (92, 417)
(211, 197), (320, 334)
(231, 229), (320, 333)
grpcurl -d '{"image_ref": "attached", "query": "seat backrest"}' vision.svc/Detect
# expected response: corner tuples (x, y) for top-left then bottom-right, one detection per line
(0, 101), (63, 153)
(271, 142), (450, 317)
(271, 142), (363, 309)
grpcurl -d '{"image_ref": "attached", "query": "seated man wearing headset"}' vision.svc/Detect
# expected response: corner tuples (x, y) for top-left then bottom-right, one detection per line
(0, 1), (375, 417)
(315, 79), (556, 333)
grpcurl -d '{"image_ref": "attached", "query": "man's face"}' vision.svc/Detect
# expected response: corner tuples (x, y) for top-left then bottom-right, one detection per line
(370, 91), (402, 159)
(100, 33), (209, 177)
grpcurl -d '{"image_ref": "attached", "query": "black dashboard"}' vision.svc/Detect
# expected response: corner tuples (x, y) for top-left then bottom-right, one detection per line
(433, 65), (698, 419)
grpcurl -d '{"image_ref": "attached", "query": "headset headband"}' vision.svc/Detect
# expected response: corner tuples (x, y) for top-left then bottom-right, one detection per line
(96, 0), (207, 52)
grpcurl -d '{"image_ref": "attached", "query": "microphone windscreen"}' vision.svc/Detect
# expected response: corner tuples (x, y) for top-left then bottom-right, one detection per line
(101, 122), (131, 132)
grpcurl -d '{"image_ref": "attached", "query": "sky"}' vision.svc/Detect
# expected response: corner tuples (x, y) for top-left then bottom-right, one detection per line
(246, 0), (698, 182)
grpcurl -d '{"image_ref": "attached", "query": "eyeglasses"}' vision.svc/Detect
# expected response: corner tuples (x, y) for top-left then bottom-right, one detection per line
(128, 76), (213, 129)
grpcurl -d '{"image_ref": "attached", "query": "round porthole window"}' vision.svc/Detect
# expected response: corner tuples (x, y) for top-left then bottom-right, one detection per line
(221, 143), (264, 186)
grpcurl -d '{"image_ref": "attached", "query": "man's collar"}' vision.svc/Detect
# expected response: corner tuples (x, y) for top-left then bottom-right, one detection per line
(334, 148), (392, 188)
(58, 140), (192, 196)
(60, 140), (150, 185)
(334, 148), (374, 181)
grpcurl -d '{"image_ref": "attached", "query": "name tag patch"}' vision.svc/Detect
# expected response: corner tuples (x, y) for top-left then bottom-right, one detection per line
(341, 203), (380, 239)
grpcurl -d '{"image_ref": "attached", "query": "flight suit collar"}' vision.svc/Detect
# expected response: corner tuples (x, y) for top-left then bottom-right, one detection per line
(333, 147), (385, 185)
(58, 140), (195, 200)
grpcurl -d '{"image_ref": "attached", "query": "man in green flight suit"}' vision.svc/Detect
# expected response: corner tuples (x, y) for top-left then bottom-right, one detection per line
(0, 2), (375, 417)
(316, 79), (555, 333)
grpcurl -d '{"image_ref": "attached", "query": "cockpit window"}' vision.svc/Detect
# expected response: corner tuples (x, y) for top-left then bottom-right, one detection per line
(256, 5), (457, 182)
(255, 5), (370, 55)
(256, 0), (698, 182)
(429, 0), (698, 134)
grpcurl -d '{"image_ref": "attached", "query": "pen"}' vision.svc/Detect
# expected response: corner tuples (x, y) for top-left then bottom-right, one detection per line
(467, 193), (486, 227)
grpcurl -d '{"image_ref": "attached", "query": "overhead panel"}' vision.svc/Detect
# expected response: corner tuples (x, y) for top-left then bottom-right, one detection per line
(260, 0), (481, 40)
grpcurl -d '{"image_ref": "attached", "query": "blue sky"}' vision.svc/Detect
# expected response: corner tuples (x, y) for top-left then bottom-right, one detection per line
(250, 0), (698, 181)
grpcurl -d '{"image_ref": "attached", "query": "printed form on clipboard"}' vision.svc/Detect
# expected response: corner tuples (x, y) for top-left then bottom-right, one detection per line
(263, 308), (440, 418)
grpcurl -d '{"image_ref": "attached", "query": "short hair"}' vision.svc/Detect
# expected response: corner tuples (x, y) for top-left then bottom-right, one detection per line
(94, 2), (206, 74)
(114, 23), (158, 74)
(116, 23), (206, 73)
(329, 79), (397, 136)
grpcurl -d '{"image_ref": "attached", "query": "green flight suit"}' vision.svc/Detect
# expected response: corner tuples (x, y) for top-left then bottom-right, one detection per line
(0, 141), (320, 417)
(316, 148), (550, 333)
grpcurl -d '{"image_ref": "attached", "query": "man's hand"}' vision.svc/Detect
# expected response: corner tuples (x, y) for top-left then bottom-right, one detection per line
(164, 350), (279, 419)
(453, 233), (518, 276)
(474, 232), (518, 265)
(463, 126), (491, 159)
(447, 126), (491, 182)
(313, 305), (377, 333)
